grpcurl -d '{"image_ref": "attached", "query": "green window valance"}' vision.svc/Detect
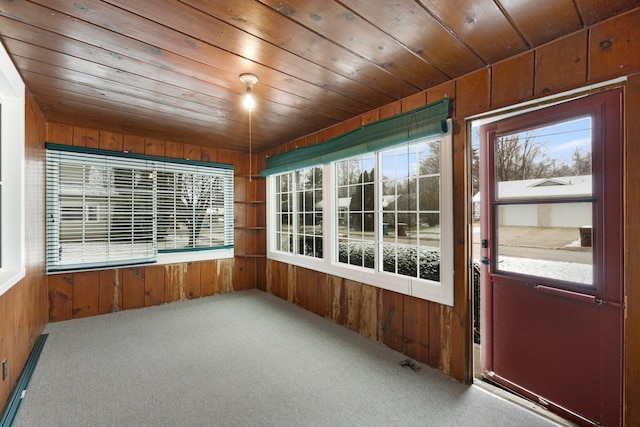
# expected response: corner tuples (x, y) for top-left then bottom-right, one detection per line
(261, 97), (449, 176)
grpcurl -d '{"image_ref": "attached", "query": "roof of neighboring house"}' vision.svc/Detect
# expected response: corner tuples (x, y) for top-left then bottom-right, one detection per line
(472, 175), (591, 202)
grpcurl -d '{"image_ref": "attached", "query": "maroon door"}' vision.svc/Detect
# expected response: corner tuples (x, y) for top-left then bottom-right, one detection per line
(480, 89), (623, 426)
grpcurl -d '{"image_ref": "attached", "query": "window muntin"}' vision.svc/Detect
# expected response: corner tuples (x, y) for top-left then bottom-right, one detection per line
(274, 172), (293, 253)
(379, 141), (441, 281)
(46, 146), (233, 272)
(273, 167), (323, 259)
(335, 156), (375, 268)
(295, 167), (323, 258)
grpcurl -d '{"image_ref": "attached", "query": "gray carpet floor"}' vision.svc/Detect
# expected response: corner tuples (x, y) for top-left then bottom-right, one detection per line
(14, 289), (564, 426)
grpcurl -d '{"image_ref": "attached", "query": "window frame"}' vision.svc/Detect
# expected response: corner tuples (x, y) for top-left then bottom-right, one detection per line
(267, 125), (454, 305)
(0, 42), (26, 296)
(46, 144), (234, 273)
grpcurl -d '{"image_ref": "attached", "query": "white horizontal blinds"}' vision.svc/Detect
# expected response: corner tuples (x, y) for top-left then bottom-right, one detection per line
(155, 162), (234, 252)
(46, 144), (234, 272)
(46, 149), (155, 271)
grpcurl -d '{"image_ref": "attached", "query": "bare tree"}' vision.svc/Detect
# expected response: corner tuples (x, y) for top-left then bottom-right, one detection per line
(178, 174), (223, 247)
(496, 134), (553, 181)
(571, 147), (591, 175)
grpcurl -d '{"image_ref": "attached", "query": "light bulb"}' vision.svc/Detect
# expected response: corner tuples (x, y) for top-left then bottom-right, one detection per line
(243, 90), (255, 111)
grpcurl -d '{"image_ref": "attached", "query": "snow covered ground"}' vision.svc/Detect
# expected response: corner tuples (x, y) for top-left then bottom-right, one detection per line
(497, 255), (592, 285)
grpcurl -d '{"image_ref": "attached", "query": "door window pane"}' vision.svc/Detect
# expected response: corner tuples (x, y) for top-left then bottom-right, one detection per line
(496, 116), (592, 196)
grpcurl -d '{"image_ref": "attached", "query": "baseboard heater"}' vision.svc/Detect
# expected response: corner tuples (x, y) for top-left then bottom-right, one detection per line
(0, 334), (48, 427)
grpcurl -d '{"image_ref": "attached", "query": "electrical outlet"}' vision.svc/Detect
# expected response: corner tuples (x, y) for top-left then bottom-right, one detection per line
(2, 359), (6, 381)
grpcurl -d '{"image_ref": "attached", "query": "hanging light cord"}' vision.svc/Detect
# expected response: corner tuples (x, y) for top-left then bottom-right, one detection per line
(249, 108), (252, 182)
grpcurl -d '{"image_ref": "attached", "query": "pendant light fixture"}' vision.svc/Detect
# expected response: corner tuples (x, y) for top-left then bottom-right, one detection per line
(239, 73), (258, 180)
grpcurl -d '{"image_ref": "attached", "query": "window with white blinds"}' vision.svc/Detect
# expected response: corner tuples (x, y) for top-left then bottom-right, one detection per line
(46, 144), (234, 273)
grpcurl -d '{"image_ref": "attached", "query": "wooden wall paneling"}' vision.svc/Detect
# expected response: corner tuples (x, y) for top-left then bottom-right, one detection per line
(378, 100), (402, 120)
(245, 177), (257, 202)
(48, 273), (74, 321)
(46, 122), (73, 144)
(25, 89), (48, 326)
(263, 259), (279, 296)
(268, 260), (287, 300)
(246, 203), (258, 229)
(427, 80), (456, 117)
(164, 263), (186, 303)
(200, 260), (218, 297)
(305, 133), (319, 148)
(316, 127), (332, 144)
(455, 68), (491, 119)
(401, 91), (426, 112)
(295, 267), (315, 313)
(402, 295), (430, 365)
(315, 271), (331, 318)
(216, 258), (234, 294)
(144, 265), (165, 306)
(235, 176), (248, 202)
(340, 279), (380, 341)
(255, 257), (267, 293)
(1, 287), (17, 407)
(450, 120), (472, 382)
(98, 269), (122, 314)
(73, 126), (100, 148)
(99, 130), (124, 151)
(330, 122), (349, 141)
(165, 140), (184, 158)
(71, 271), (100, 318)
(123, 134), (145, 154)
(428, 302), (452, 374)
(183, 262), (201, 299)
(233, 257), (254, 291)
(255, 150), (267, 173)
(329, 275), (345, 326)
(335, 279), (378, 339)
(247, 230), (261, 257)
(217, 149), (234, 166)
(360, 109), (380, 126)
(534, 31), (588, 96)
(234, 257), (248, 291)
(256, 178), (266, 205)
(491, 52), (534, 108)
(255, 230), (266, 256)
(284, 138), (300, 153)
(233, 151), (249, 177)
(144, 137), (165, 156)
(286, 263), (296, 303)
(200, 146), (218, 163)
(624, 73), (640, 425)
(343, 116), (361, 134)
(588, 9), (640, 82)
(380, 289), (404, 353)
(122, 267), (145, 310)
(243, 257), (257, 291)
(184, 143), (202, 161)
(234, 229), (247, 256)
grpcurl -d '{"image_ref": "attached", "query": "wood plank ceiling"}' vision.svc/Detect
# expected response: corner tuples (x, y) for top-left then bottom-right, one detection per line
(0, 0), (638, 153)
